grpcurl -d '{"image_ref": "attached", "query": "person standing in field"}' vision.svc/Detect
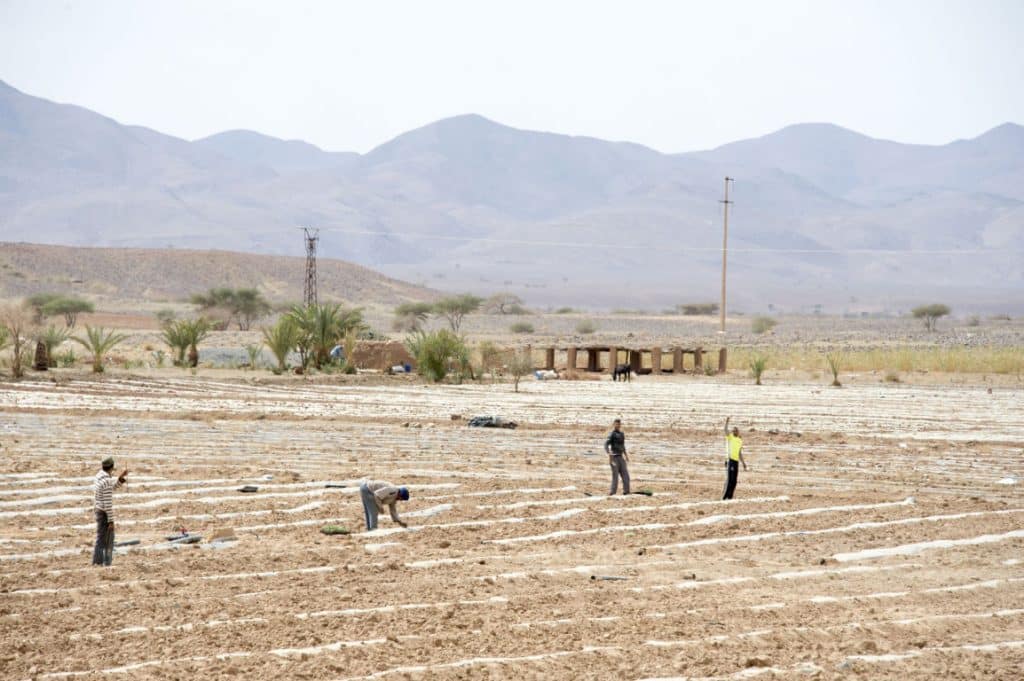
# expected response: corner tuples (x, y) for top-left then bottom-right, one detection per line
(605, 418), (630, 495)
(359, 480), (409, 531)
(92, 457), (127, 566)
(722, 416), (747, 500)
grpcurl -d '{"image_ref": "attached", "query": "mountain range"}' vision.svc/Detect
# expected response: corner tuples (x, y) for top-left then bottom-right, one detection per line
(1, 78), (1021, 312)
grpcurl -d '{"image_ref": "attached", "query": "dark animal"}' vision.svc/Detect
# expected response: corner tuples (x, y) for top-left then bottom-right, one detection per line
(612, 364), (632, 382)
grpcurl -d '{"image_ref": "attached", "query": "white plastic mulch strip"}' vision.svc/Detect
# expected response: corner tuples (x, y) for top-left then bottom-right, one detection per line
(335, 646), (620, 680)
(688, 497), (914, 525)
(834, 528), (1024, 562)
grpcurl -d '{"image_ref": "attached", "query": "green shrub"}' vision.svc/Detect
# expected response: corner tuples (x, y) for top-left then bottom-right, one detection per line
(751, 317), (777, 335)
(749, 354), (768, 385)
(554, 307), (575, 314)
(576, 320), (597, 335)
(405, 329), (468, 382)
(825, 351), (843, 387)
(510, 322), (534, 334)
(72, 326), (128, 373)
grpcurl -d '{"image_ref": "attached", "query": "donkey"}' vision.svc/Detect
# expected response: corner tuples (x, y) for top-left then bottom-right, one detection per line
(612, 363), (632, 382)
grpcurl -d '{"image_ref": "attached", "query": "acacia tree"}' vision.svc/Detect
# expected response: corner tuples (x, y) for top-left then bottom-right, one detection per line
(483, 293), (525, 315)
(507, 349), (534, 393)
(433, 294), (482, 333)
(40, 297), (94, 328)
(392, 302), (433, 332)
(911, 304), (951, 332)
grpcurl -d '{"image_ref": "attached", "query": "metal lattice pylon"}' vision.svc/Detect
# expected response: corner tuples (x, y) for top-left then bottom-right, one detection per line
(302, 227), (319, 307)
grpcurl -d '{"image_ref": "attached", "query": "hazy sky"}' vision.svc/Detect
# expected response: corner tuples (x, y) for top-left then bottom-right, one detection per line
(1, 0), (1022, 153)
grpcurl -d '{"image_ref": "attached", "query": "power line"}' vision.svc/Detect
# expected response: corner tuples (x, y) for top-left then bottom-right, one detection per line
(314, 227), (1020, 256)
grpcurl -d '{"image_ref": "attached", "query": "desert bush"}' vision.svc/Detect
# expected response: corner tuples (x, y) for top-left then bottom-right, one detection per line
(966, 315), (980, 327)
(703, 363), (717, 376)
(554, 307), (575, 314)
(155, 308), (178, 326)
(478, 341), (503, 380)
(824, 351), (843, 387)
(341, 329), (358, 374)
(510, 322), (534, 334)
(73, 326), (128, 373)
(749, 354), (768, 385)
(405, 329), (467, 383)
(56, 348), (78, 368)
(676, 302), (719, 316)
(507, 349), (534, 393)
(262, 317), (300, 373)
(152, 350), (166, 368)
(576, 320), (597, 335)
(180, 318), (212, 368)
(245, 343), (264, 370)
(0, 303), (32, 378)
(911, 303), (951, 331)
(884, 370), (901, 383)
(751, 316), (777, 335)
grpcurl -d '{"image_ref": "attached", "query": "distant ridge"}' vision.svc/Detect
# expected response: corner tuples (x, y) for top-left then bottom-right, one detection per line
(0, 242), (438, 305)
(0, 78), (1021, 310)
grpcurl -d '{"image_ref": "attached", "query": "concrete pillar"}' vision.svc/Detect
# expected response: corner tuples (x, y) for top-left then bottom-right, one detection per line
(694, 347), (703, 371)
(608, 346), (618, 370)
(587, 349), (598, 372)
(544, 347), (555, 370)
(629, 350), (642, 372)
(718, 347), (728, 373)
(673, 348), (684, 373)
(567, 347), (577, 371)
(651, 347), (662, 374)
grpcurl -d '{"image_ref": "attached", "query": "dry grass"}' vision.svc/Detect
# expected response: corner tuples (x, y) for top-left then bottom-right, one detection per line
(730, 346), (1024, 376)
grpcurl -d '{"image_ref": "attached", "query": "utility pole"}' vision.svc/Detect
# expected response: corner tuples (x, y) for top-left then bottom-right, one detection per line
(719, 177), (734, 334)
(302, 227), (319, 308)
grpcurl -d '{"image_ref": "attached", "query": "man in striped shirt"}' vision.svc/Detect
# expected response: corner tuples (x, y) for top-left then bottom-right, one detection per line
(93, 457), (127, 566)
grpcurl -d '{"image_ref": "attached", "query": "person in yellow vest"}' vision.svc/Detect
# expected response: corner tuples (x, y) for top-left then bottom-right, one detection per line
(722, 416), (747, 500)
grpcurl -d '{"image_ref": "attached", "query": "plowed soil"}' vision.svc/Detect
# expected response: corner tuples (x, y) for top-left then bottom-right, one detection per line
(1, 375), (1022, 680)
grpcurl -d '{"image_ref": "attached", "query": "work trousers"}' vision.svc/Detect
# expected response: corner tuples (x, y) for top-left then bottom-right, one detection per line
(92, 510), (114, 566)
(609, 454), (630, 495)
(360, 482), (380, 530)
(722, 460), (739, 500)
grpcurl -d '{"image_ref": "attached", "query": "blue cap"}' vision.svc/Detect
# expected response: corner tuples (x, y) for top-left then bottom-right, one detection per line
(397, 486), (410, 501)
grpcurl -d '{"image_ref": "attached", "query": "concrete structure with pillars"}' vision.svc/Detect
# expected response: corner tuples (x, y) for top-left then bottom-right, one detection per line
(540, 345), (727, 374)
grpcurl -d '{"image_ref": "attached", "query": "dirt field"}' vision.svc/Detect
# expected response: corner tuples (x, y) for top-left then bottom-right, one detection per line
(1, 374), (1022, 680)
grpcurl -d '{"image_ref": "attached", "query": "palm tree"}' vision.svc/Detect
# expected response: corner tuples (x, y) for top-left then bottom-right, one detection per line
(38, 325), (70, 368)
(262, 317), (299, 373)
(73, 326), (128, 373)
(180, 318), (212, 368)
(287, 304), (365, 369)
(160, 320), (189, 366)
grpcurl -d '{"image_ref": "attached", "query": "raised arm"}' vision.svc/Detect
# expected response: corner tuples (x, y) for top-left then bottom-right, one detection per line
(724, 416), (731, 435)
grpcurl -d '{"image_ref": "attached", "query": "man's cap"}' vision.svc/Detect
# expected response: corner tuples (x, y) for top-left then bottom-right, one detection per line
(101, 457), (115, 469)
(397, 486), (410, 501)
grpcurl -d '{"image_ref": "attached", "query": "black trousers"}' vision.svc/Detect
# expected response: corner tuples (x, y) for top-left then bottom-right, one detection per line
(722, 460), (739, 500)
(92, 510), (114, 566)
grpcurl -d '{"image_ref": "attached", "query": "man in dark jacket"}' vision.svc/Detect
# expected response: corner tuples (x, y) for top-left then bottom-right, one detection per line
(604, 418), (630, 495)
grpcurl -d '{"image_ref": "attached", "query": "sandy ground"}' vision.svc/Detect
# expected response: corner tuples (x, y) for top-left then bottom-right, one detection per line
(0, 375), (1022, 680)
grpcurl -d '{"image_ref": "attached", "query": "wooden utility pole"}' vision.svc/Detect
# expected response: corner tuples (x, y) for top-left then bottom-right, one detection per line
(719, 177), (734, 334)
